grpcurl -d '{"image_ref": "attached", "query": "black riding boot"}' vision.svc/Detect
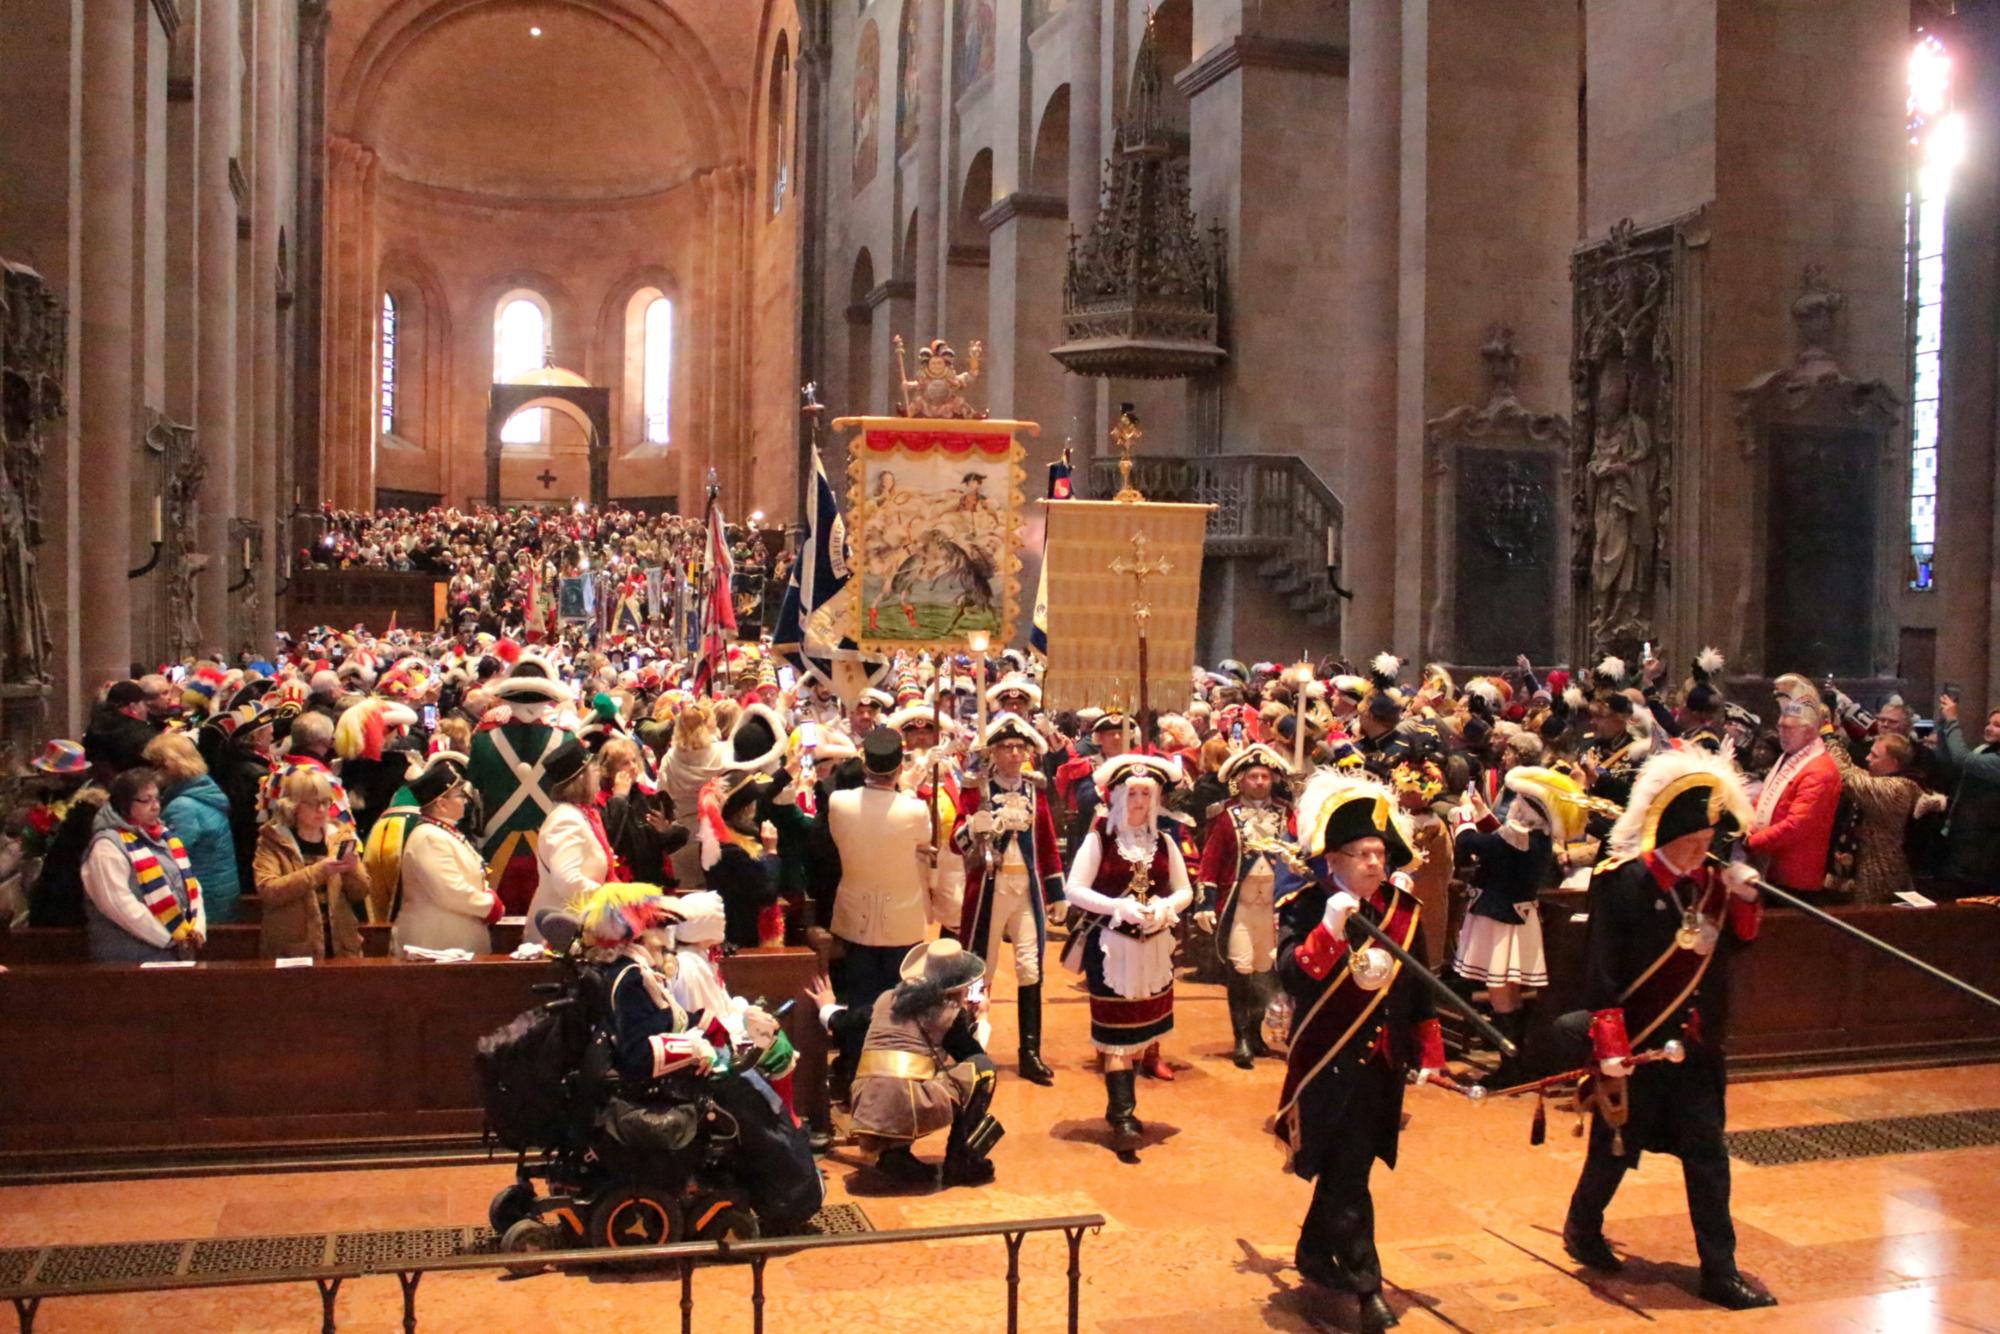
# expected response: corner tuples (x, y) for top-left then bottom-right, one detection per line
(942, 1064), (1002, 1187)
(1017, 983), (1055, 1085)
(1226, 972), (1257, 1069)
(1104, 1068), (1142, 1147)
(1245, 971), (1275, 1058)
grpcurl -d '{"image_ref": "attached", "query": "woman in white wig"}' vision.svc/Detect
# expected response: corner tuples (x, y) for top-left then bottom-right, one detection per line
(1059, 752), (1194, 1153)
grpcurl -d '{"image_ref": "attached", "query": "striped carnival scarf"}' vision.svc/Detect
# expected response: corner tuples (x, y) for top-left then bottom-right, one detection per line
(119, 824), (203, 941)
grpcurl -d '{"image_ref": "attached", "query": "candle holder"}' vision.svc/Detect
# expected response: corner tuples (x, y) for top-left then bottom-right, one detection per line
(127, 540), (164, 580)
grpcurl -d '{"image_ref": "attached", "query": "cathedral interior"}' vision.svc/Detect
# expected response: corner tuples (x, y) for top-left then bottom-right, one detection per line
(5, 3), (2000, 1332)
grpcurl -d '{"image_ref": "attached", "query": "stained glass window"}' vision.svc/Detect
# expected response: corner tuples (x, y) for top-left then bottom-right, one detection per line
(1907, 33), (1960, 591)
(378, 292), (397, 437)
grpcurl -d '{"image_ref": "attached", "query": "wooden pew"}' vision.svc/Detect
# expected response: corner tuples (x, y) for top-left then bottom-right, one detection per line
(1525, 894), (2000, 1074)
(0, 946), (827, 1169)
(0, 919), (527, 965)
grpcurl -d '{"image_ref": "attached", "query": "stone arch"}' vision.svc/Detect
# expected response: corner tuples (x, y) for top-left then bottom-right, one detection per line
(330, 0), (733, 174)
(1030, 84), (1069, 196)
(955, 148), (994, 244)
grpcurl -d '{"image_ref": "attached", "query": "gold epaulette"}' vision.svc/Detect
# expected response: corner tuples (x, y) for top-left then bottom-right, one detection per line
(1593, 852), (1634, 874)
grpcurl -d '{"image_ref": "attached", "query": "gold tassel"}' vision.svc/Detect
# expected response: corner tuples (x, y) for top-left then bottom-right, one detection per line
(1530, 1091), (1547, 1147)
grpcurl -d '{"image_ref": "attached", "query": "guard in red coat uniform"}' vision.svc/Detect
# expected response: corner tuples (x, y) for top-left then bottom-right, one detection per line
(953, 713), (1065, 1085)
(1559, 748), (1777, 1311)
(1194, 743), (1296, 1068)
(1274, 772), (1447, 1334)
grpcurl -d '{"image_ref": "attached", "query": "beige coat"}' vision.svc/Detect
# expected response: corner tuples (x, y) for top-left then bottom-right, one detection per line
(253, 821), (367, 960)
(1827, 742), (1935, 903)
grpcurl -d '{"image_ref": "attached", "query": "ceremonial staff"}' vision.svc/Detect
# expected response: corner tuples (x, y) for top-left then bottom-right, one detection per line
(1109, 530), (1170, 752)
(1246, 835), (1517, 1058)
(1707, 854), (2000, 1014)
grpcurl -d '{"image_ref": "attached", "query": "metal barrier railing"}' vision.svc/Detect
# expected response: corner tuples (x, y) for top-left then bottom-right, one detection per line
(1, 1213), (1106, 1334)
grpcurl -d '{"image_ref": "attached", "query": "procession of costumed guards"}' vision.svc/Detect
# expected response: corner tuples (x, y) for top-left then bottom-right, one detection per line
(16, 488), (2000, 1325)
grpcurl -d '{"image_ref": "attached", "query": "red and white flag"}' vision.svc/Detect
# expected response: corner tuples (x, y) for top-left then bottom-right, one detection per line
(694, 495), (735, 695)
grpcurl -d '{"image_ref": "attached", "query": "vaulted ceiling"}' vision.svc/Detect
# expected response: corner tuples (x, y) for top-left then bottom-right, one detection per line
(329, 0), (764, 201)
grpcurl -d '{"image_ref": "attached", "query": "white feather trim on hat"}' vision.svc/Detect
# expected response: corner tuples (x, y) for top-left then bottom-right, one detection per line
(1696, 646), (1726, 676)
(668, 890), (727, 945)
(985, 674), (1042, 707)
(982, 711), (1047, 753)
(1597, 655), (1627, 682)
(1466, 678), (1503, 709)
(1563, 685), (1587, 711)
(1370, 652), (1401, 680)
(1294, 768), (1412, 861)
(882, 705), (943, 733)
(1604, 745), (1753, 861)
(1091, 751), (1182, 794)
(725, 701), (790, 774)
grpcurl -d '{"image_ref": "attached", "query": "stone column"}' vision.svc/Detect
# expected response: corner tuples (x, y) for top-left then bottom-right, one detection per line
(912, 0), (946, 336)
(195, 0), (239, 651)
(76, 0), (138, 691)
(0, 0), (84, 729)
(1340, 0), (1399, 658)
(1062, 0), (1104, 449)
(794, 14), (829, 516)
(291, 2), (330, 512)
(321, 136), (377, 512)
(251, 0), (286, 643)
(1937, 6), (2000, 717)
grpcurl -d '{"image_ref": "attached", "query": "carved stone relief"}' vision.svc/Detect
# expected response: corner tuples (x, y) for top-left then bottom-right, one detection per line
(0, 261), (64, 688)
(1735, 266), (1900, 676)
(1424, 327), (1569, 664)
(1571, 218), (1677, 663)
(152, 416), (206, 662)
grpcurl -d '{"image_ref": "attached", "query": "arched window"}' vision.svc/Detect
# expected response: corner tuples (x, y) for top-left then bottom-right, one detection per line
(495, 294), (549, 444)
(1907, 33), (1960, 591)
(768, 37), (791, 216)
(379, 292), (398, 436)
(643, 296), (672, 444)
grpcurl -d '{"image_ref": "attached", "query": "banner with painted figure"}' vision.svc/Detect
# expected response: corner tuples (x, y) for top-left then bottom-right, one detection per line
(831, 417), (1033, 652)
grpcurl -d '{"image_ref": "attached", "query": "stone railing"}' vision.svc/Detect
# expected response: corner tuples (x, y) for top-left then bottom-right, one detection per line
(1085, 452), (1347, 626)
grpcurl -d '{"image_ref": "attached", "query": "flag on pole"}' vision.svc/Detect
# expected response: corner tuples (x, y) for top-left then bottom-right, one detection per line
(775, 444), (889, 698)
(1032, 447), (1072, 657)
(694, 492), (736, 695)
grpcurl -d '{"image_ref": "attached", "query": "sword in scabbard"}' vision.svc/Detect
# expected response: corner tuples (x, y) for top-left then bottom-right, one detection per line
(1707, 853), (2000, 1015)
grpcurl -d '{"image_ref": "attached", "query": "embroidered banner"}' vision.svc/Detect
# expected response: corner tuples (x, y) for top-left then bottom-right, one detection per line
(830, 416), (1033, 652)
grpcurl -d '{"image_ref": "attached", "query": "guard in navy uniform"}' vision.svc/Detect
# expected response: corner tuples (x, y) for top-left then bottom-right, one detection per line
(1558, 749), (1777, 1311)
(1274, 772), (1449, 1334)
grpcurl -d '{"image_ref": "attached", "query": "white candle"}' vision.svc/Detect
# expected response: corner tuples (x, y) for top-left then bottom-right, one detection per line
(1324, 525), (1334, 566)
(242, 537), (252, 568)
(152, 496), (162, 542)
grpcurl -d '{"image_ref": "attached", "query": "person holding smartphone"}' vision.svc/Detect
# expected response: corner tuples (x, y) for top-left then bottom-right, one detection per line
(255, 768), (369, 959)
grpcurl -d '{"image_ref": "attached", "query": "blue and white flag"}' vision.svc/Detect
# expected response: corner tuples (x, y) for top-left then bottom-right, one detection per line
(774, 445), (888, 696)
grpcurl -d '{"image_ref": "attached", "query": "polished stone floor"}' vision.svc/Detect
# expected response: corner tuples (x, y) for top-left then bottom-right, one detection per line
(7, 964), (2000, 1332)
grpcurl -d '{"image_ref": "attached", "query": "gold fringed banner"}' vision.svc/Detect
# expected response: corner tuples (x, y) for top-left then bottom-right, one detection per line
(1039, 498), (1211, 715)
(829, 415), (1034, 653)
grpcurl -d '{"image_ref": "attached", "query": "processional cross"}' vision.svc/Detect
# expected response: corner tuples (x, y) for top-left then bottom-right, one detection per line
(1109, 528), (1172, 747)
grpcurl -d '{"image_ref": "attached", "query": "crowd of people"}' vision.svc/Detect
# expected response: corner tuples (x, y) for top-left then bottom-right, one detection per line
(304, 503), (791, 636)
(5, 503), (2000, 1329)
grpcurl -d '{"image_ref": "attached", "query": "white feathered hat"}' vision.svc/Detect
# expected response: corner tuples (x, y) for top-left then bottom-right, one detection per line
(1604, 746), (1753, 860)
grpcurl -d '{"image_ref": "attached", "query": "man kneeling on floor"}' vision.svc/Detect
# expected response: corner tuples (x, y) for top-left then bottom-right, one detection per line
(817, 938), (1002, 1188)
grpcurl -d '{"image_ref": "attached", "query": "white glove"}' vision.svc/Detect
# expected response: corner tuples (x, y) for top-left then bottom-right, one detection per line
(967, 810), (996, 837)
(1192, 909), (1218, 933)
(1111, 898), (1148, 928)
(1321, 890), (1361, 936)
(1145, 900), (1177, 932)
(1046, 900), (1068, 926)
(1720, 861), (1759, 902)
(1599, 1056), (1634, 1078)
(690, 1036), (719, 1074)
(742, 1006), (780, 1046)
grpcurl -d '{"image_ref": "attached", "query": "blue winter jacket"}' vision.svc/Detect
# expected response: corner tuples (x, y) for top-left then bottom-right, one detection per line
(163, 774), (246, 923)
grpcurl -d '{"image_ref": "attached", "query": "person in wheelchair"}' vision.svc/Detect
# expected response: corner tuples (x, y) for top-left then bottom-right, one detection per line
(664, 890), (803, 1122)
(813, 938), (1002, 1189)
(575, 883), (718, 1085)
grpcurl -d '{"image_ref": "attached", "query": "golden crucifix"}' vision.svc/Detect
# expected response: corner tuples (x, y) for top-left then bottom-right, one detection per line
(1109, 527), (1172, 746)
(1111, 405), (1145, 503)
